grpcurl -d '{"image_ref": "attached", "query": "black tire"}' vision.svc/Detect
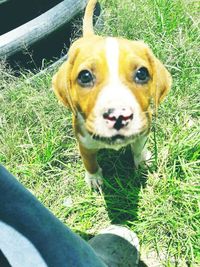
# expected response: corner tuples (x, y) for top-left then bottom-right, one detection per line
(0, 0), (88, 60)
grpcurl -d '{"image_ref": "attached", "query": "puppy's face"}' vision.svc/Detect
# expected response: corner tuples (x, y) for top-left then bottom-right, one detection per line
(53, 35), (171, 145)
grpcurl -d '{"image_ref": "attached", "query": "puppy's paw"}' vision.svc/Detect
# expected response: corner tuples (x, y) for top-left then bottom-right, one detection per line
(134, 149), (152, 168)
(85, 168), (103, 189)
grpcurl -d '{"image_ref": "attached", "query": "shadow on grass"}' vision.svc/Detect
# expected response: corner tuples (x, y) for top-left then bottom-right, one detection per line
(98, 148), (150, 266)
(73, 149), (150, 267)
(98, 146), (148, 225)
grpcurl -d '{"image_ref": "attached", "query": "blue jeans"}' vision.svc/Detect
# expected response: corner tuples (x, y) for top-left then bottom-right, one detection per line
(0, 165), (106, 267)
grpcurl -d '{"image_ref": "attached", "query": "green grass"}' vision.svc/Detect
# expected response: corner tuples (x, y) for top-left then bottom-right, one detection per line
(0, 0), (200, 265)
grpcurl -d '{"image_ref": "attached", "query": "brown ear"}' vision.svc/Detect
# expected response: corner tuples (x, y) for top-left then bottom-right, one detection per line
(143, 44), (172, 111)
(52, 41), (81, 115)
(153, 57), (172, 107)
(52, 61), (69, 107)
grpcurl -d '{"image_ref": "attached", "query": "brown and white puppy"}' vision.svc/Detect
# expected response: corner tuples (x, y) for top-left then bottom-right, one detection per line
(53, 0), (172, 188)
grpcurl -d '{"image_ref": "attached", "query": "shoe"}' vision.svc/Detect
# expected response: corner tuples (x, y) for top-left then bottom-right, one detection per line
(89, 225), (140, 267)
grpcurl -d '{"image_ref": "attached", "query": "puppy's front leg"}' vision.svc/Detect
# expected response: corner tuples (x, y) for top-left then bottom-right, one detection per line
(131, 135), (151, 168)
(78, 143), (103, 189)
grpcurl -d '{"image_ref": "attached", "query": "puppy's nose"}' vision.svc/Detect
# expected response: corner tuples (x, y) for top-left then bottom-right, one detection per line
(103, 108), (133, 130)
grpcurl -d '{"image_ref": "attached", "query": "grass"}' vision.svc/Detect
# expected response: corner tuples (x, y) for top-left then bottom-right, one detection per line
(0, 0), (199, 265)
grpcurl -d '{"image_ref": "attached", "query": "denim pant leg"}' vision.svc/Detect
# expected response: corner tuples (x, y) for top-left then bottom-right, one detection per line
(0, 165), (106, 267)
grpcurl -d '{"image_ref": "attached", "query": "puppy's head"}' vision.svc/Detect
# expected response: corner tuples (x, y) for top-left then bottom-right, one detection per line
(53, 0), (172, 145)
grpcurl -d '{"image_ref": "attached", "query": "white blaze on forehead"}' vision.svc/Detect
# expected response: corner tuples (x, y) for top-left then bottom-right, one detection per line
(86, 37), (147, 141)
(105, 37), (120, 82)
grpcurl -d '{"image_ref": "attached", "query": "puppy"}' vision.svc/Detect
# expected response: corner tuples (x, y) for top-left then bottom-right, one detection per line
(53, 0), (172, 188)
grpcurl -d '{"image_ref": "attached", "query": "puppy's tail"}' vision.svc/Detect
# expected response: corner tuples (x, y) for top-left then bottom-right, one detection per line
(83, 0), (97, 37)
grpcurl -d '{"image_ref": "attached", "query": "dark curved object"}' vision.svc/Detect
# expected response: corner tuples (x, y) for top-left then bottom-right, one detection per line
(0, 0), (62, 35)
(0, 0), (88, 60)
(0, 0), (11, 4)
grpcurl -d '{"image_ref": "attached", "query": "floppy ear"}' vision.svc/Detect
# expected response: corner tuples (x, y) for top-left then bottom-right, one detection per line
(52, 61), (70, 107)
(153, 57), (172, 107)
(52, 41), (81, 115)
(144, 45), (172, 110)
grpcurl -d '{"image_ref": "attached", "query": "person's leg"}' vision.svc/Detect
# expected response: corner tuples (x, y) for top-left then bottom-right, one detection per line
(0, 165), (140, 267)
(0, 165), (106, 267)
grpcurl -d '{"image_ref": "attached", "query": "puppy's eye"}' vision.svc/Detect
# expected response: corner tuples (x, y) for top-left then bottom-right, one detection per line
(134, 67), (150, 84)
(77, 70), (94, 87)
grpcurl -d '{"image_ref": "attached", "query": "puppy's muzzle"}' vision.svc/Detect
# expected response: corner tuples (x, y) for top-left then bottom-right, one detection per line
(103, 107), (133, 131)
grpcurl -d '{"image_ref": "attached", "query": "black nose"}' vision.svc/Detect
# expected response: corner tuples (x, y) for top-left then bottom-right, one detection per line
(103, 108), (133, 130)
(113, 115), (130, 130)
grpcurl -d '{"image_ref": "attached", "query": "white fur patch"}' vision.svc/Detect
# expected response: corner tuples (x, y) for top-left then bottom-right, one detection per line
(131, 135), (150, 168)
(106, 37), (119, 82)
(91, 37), (145, 139)
(85, 167), (103, 189)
